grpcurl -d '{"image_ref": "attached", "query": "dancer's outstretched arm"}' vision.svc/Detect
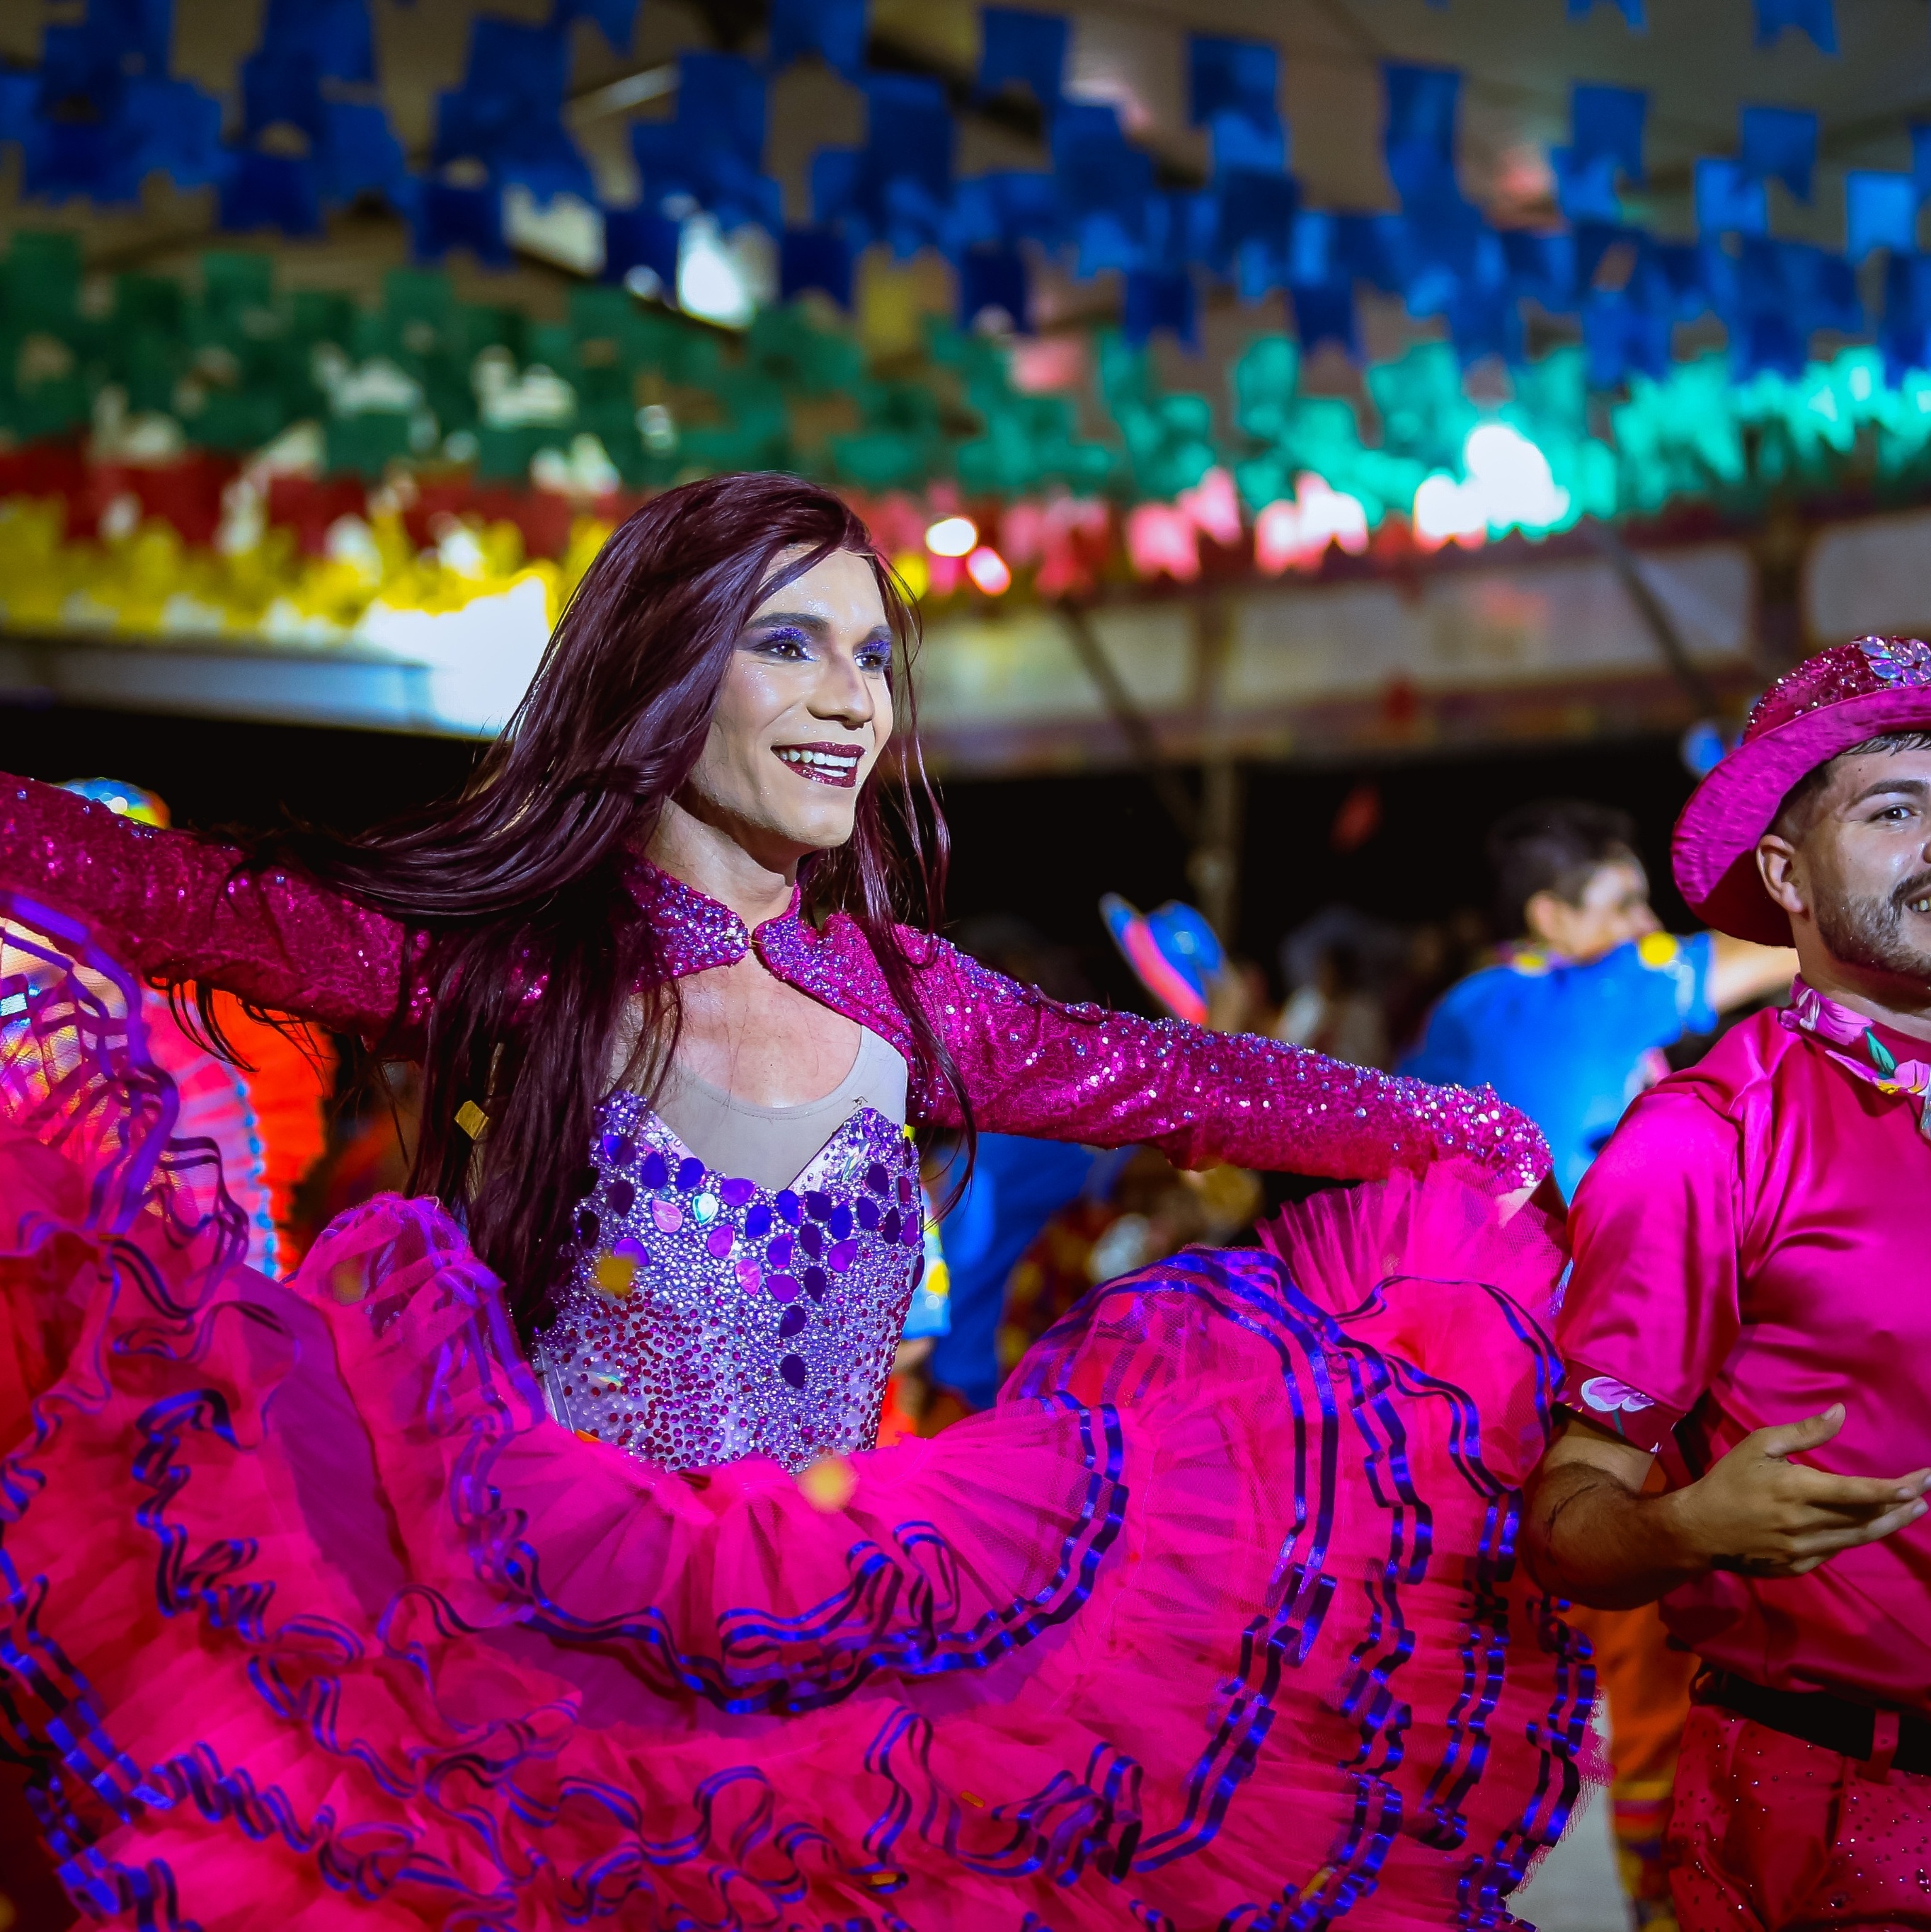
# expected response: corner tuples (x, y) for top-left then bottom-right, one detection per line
(0, 773), (412, 1036)
(904, 933), (1549, 1192)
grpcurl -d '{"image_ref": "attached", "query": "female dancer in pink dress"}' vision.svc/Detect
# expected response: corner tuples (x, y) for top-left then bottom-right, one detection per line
(0, 473), (1590, 1930)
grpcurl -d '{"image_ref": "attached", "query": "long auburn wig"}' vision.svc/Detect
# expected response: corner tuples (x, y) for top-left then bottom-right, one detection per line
(251, 473), (966, 1327)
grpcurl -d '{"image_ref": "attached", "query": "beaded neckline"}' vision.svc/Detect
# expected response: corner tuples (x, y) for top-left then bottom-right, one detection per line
(533, 1089), (924, 1471)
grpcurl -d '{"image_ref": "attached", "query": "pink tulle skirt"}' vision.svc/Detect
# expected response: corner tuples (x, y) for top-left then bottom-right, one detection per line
(0, 900), (1598, 1930)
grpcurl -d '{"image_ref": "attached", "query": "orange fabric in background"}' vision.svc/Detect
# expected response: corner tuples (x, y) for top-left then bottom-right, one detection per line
(209, 994), (336, 1263)
(1571, 1600), (1699, 1930)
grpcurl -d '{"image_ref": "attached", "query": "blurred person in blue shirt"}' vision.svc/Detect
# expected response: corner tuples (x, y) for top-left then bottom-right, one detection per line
(1402, 797), (1796, 1925)
(1402, 799), (1795, 1200)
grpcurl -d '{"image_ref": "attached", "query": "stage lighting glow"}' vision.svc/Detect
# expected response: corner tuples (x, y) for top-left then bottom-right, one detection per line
(924, 515), (978, 556)
(1413, 422), (1569, 549)
(1254, 473), (1371, 573)
(966, 546), (1012, 594)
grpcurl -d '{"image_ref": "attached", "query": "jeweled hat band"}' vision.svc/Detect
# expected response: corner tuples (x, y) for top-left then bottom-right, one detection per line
(1743, 636), (1931, 743)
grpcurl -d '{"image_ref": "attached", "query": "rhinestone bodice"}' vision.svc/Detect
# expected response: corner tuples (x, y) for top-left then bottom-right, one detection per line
(530, 1090), (926, 1473)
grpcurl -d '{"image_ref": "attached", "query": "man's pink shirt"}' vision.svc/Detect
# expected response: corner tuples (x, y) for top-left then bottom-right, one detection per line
(1562, 1004), (1931, 1713)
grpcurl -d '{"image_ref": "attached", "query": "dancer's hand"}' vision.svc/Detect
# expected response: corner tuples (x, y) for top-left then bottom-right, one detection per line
(1666, 1405), (1931, 1578)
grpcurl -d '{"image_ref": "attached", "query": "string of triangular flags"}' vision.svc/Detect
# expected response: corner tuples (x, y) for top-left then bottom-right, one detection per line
(0, 0), (1914, 389)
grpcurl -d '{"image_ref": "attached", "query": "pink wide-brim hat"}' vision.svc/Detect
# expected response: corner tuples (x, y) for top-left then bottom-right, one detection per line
(1674, 636), (1931, 944)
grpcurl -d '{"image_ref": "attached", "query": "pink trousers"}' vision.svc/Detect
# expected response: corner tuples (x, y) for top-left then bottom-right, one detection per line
(1667, 1704), (1931, 1930)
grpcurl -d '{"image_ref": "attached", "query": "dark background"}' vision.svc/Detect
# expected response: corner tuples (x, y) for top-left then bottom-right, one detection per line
(0, 703), (1702, 1007)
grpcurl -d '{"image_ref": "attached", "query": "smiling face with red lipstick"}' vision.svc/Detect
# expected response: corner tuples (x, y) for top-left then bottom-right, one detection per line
(672, 544), (895, 879)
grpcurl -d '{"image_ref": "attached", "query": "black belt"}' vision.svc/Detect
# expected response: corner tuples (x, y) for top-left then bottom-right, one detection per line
(1700, 1669), (1931, 1776)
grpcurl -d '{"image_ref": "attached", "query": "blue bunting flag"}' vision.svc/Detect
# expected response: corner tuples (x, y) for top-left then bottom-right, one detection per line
(1289, 210), (1333, 284)
(436, 16), (594, 200)
(221, 149), (321, 236)
(1052, 101), (1152, 258)
(1739, 104), (1817, 201)
(978, 8), (1066, 110)
(769, 0), (869, 81)
(1188, 37), (1277, 127)
(131, 76), (227, 189)
(1583, 289), (1670, 387)
(316, 100), (406, 205)
(258, 0), (374, 84)
(866, 74), (954, 197)
(72, 0), (173, 78)
(1123, 266), (1196, 347)
(38, 23), (128, 122)
(1695, 157), (1767, 236)
(1753, 0), (1837, 53)
(1881, 252), (1931, 381)
(777, 225), (849, 305)
(1567, 0), (1645, 25)
(1847, 172), (1918, 263)
(1503, 229), (1576, 309)
(1334, 212), (1406, 296)
(635, 54), (781, 231)
(243, 51), (326, 140)
(1572, 83), (1645, 182)
(1733, 235), (1857, 378)
(959, 244), (1030, 329)
(1210, 108), (1285, 179)
(604, 205), (683, 289)
(1290, 277), (1359, 358)
(413, 176), (510, 265)
(0, 72), (35, 143)
(1217, 168), (1297, 256)
(955, 170), (1063, 250)
(678, 53), (769, 166)
(1649, 241), (1715, 320)
(810, 146), (864, 226)
(1552, 146), (1621, 223)
(1145, 189), (1217, 277)
(551, 0), (641, 55)
(1448, 228), (1520, 364)
(864, 74), (958, 255)
(1383, 62), (1462, 212)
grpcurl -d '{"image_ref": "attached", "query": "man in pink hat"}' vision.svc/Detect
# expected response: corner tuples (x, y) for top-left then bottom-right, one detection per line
(1527, 635), (1931, 1928)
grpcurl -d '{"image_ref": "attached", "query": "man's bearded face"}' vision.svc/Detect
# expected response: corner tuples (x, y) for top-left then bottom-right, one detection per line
(1813, 868), (1931, 982)
(1798, 747), (1931, 987)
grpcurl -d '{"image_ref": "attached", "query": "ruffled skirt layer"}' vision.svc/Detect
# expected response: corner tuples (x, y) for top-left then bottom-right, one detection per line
(0, 902), (1596, 1930)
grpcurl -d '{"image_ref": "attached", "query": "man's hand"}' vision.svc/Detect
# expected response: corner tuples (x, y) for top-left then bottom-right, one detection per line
(1668, 1404), (1930, 1577)
(1526, 1405), (1930, 1608)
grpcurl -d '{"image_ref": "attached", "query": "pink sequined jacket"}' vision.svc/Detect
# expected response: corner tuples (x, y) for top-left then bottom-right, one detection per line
(0, 776), (1548, 1189)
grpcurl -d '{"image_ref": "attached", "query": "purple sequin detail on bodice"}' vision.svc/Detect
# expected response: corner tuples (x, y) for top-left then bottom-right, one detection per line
(531, 1091), (925, 1473)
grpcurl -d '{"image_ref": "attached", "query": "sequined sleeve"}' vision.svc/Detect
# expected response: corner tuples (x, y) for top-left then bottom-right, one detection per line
(910, 938), (1550, 1191)
(0, 775), (412, 1037)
